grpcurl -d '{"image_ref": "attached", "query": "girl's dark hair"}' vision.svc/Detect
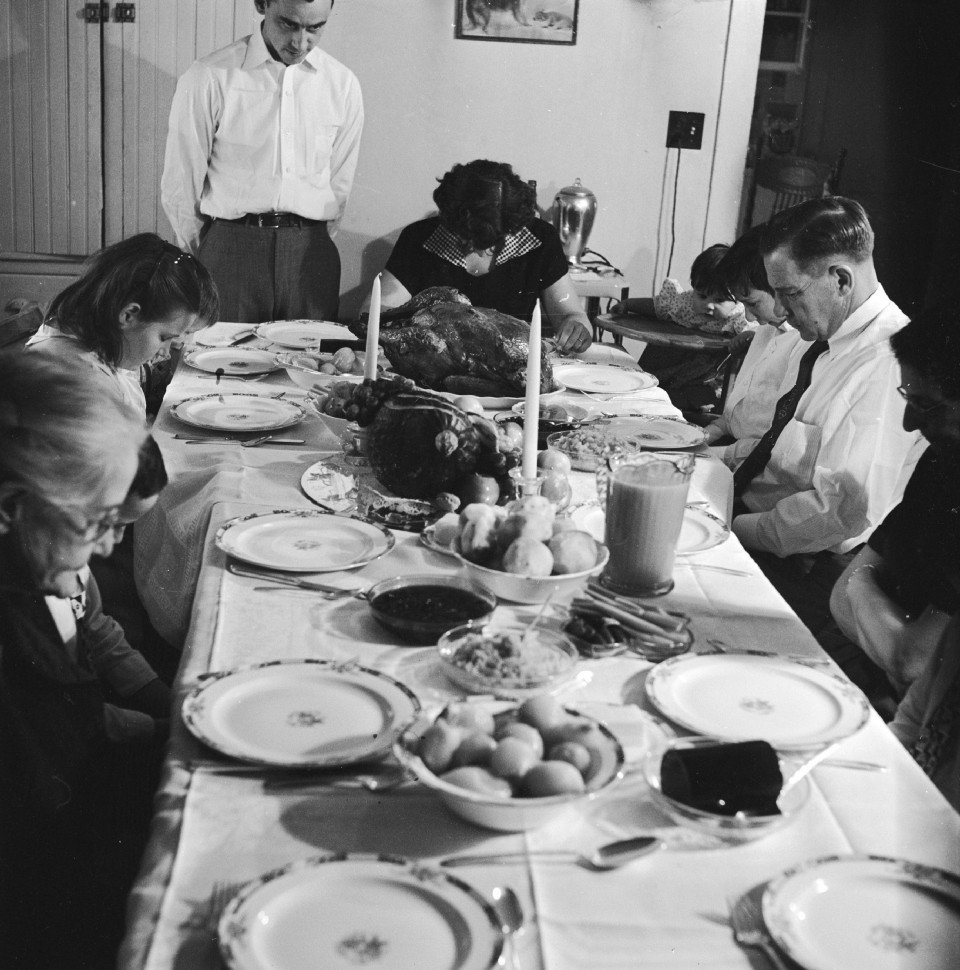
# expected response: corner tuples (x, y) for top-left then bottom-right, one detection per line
(689, 243), (731, 295)
(433, 160), (536, 251)
(715, 224), (771, 299)
(128, 434), (168, 501)
(760, 196), (874, 270)
(890, 304), (960, 401)
(45, 233), (219, 367)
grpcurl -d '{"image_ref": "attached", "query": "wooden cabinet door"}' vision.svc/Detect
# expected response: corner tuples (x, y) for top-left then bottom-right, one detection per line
(0, 0), (103, 255)
(101, 0), (257, 245)
(0, 0), (256, 256)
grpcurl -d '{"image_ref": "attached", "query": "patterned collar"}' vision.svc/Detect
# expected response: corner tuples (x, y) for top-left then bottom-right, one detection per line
(423, 224), (541, 270)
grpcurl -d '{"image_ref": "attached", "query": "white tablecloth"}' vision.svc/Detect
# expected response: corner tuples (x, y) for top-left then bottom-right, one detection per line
(122, 329), (960, 969)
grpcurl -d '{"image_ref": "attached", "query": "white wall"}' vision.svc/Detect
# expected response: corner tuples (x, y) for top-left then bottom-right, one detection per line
(319, 0), (765, 316)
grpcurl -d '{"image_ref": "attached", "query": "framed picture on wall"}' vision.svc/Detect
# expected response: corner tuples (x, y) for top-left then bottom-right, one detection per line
(456, 1), (578, 46)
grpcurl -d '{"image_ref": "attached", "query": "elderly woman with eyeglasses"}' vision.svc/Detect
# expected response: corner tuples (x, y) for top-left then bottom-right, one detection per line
(830, 305), (960, 706)
(26, 231), (219, 418)
(0, 352), (167, 968)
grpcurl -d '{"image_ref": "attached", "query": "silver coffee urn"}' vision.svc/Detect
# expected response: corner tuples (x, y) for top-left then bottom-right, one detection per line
(554, 178), (597, 268)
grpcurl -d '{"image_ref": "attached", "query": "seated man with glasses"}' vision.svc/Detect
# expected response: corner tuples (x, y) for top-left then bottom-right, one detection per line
(831, 304), (960, 702)
(732, 197), (925, 670)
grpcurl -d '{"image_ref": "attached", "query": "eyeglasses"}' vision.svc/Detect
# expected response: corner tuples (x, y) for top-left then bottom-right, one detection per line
(31, 494), (124, 543)
(896, 386), (949, 415)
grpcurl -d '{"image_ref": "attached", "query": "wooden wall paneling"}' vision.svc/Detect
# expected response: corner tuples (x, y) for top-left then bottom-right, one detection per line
(28, 3), (53, 255)
(47, 2), (70, 254)
(11, 4), (34, 252)
(102, 10), (128, 244)
(80, 3), (103, 254)
(0, 3), (15, 252)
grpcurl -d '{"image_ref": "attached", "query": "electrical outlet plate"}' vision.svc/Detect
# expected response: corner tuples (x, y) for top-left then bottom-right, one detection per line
(666, 111), (705, 150)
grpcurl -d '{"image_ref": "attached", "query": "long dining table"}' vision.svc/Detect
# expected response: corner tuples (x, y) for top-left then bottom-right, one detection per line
(122, 323), (960, 970)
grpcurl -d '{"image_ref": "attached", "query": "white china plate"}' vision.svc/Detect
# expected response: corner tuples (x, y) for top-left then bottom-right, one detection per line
(182, 347), (280, 376)
(256, 319), (357, 348)
(182, 660), (421, 768)
(510, 401), (591, 422)
(439, 384), (564, 411)
(300, 459), (357, 514)
(193, 323), (258, 347)
(571, 504), (729, 555)
(763, 855), (960, 970)
(219, 854), (503, 970)
(602, 416), (706, 449)
(553, 361), (658, 395)
(171, 393), (306, 432)
(644, 654), (870, 751)
(215, 509), (394, 572)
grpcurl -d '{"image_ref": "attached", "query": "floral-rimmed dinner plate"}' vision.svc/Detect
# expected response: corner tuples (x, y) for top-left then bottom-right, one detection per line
(602, 415), (706, 449)
(170, 393), (306, 432)
(300, 459), (356, 514)
(219, 854), (504, 970)
(571, 504), (729, 555)
(762, 855), (960, 970)
(644, 653), (870, 751)
(182, 347), (281, 376)
(255, 319), (356, 348)
(182, 660), (421, 768)
(552, 360), (658, 395)
(215, 509), (394, 572)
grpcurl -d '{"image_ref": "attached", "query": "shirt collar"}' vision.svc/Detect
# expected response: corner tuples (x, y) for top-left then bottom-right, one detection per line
(243, 26), (322, 72)
(423, 224), (541, 270)
(829, 284), (891, 346)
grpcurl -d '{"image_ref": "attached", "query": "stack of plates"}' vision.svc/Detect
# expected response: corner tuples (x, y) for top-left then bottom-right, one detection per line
(215, 509), (394, 572)
(760, 855), (960, 970)
(644, 653), (870, 752)
(218, 854), (504, 970)
(182, 659), (420, 769)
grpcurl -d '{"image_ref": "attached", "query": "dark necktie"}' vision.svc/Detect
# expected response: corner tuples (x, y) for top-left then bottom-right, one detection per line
(733, 339), (829, 498)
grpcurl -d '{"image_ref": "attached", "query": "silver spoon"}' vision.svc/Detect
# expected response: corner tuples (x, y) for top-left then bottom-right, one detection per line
(491, 886), (524, 970)
(440, 835), (662, 871)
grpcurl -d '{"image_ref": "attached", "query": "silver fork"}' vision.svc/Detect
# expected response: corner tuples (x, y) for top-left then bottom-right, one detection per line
(728, 888), (790, 970)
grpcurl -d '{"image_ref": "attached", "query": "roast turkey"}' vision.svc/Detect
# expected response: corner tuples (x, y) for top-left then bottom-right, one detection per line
(351, 287), (555, 397)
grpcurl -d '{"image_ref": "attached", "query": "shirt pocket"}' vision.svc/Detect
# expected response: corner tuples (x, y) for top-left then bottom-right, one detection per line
(305, 124), (339, 180)
(770, 418), (821, 491)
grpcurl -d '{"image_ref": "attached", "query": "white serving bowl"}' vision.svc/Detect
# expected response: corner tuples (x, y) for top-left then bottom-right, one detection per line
(454, 543), (609, 605)
(304, 394), (353, 437)
(394, 702), (625, 832)
(277, 351), (364, 392)
(642, 735), (811, 843)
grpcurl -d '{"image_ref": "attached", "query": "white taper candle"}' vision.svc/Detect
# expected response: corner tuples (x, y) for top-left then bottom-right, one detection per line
(363, 274), (381, 381)
(521, 300), (542, 479)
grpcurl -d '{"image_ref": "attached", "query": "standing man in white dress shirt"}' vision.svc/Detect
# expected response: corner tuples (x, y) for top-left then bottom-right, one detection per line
(161, 0), (363, 322)
(732, 197), (926, 652)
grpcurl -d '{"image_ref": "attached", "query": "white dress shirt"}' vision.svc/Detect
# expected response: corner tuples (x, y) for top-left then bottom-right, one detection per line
(734, 285), (926, 557)
(706, 323), (801, 470)
(161, 27), (363, 253)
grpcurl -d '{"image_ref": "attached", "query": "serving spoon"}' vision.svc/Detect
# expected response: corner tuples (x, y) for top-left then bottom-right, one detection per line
(491, 886), (524, 970)
(440, 835), (662, 872)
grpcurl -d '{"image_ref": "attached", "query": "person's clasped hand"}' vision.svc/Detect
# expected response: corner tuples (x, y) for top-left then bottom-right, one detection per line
(555, 319), (593, 355)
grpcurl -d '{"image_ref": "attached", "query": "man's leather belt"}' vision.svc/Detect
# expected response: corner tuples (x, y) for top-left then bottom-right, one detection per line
(221, 212), (325, 229)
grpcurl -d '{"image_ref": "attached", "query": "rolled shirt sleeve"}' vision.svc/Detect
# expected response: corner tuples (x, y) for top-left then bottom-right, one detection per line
(162, 61), (219, 254)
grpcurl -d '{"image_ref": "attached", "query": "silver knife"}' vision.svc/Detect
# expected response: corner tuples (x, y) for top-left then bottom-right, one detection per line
(226, 563), (363, 596)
